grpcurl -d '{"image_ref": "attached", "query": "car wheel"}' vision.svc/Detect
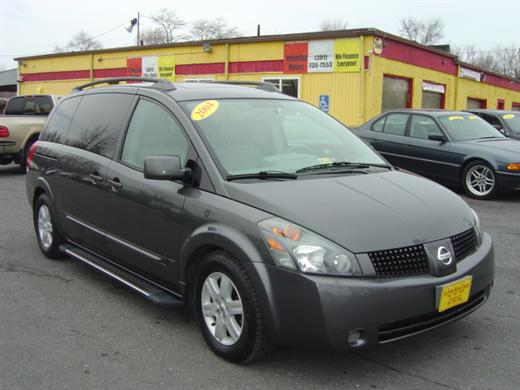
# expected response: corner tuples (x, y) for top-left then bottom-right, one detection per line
(194, 251), (270, 363)
(462, 161), (498, 200)
(34, 194), (66, 259)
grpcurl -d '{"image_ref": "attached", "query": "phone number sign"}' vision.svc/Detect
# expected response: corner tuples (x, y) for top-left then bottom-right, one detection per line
(284, 39), (361, 74)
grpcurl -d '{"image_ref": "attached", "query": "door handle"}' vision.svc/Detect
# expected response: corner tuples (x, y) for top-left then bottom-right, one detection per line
(87, 172), (104, 185)
(107, 177), (123, 191)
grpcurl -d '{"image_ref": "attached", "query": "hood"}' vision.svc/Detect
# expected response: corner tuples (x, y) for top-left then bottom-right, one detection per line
(466, 138), (520, 158)
(225, 171), (475, 253)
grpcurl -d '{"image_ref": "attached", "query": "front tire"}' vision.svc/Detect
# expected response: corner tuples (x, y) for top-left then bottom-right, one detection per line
(194, 251), (270, 363)
(462, 161), (498, 200)
(33, 194), (66, 259)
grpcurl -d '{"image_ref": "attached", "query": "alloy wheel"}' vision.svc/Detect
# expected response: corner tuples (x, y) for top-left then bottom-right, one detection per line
(201, 272), (244, 346)
(37, 204), (53, 249)
(465, 165), (495, 197)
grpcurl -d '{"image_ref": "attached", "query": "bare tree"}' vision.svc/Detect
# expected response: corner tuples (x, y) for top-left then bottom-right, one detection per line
(190, 17), (240, 40)
(54, 30), (102, 52)
(453, 44), (520, 79)
(150, 8), (186, 43)
(319, 18), (348, 31)
(399, 17), (445, 45)
(141, 28), (168, 46)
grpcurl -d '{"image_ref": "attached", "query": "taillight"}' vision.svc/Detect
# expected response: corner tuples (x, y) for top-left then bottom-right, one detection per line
(26, 142), (38, 172)
(0, 125), (9, 137)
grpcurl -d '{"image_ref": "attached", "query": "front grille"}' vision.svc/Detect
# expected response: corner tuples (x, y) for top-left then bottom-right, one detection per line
(450, 228), (477, 262)
(378, 289), (488, 343)
(368, 244), (429, 276)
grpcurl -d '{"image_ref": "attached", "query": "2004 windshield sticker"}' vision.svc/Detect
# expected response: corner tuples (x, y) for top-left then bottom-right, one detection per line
(191, 100), (220, 121)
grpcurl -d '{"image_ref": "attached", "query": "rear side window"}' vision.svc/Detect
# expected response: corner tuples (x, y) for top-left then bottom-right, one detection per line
(382, 113), (409, 136)
(5, 96), (54, 115)
(40, 97), (81, 143)
(121, 99), (189, 169)
(371, 116), (386, 132)
(66, 93), (134, 159)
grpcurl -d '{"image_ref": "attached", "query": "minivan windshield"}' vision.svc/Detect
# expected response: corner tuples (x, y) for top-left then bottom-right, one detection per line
(439, 114), (506, 141)
(182, 99), (387, 176)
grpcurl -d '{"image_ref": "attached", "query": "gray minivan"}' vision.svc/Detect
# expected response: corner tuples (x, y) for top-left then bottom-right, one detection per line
(27, 78), (494, 363)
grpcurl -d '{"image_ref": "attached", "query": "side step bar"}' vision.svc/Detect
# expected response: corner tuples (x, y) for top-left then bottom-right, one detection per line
(60, 244), (184, 307)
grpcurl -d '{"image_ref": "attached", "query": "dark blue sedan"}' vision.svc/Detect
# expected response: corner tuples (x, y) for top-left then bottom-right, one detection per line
(354, 110), (520, 199)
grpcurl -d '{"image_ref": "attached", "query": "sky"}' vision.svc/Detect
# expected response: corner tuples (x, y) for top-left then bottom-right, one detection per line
(1, 0), (519, 69)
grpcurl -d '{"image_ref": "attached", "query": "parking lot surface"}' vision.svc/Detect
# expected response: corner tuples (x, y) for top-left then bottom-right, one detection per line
(1, 163), (519, 390)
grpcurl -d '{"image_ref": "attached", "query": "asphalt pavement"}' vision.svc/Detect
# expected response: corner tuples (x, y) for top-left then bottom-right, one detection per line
(1, 163), (519, 390)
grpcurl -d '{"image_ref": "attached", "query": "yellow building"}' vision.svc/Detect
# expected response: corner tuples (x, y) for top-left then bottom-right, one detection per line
(16, 28), (520, 127)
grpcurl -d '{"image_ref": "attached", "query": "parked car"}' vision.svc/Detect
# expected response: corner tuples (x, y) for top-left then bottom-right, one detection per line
(354, 109), (520, 199)
(465, 109), (520, 140)
(27, 78), (494, 363)
(0, 94), (61, 171)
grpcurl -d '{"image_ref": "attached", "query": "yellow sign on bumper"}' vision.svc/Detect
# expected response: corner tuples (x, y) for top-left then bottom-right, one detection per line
(437, 276), (473, 313)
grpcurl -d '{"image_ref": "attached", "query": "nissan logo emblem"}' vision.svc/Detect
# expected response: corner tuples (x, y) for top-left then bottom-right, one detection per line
(437, 246), (453, 265)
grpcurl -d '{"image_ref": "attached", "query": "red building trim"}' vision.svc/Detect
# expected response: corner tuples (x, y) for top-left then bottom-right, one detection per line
(175, 62), (225, 75)
(21, 70), (90, 82)
(229, 60), (283, 73)
(381, 38), (458, 76)
(513, 102), (520, 110)
(93, 68), (128, 78)
(497, 99), (505, 110)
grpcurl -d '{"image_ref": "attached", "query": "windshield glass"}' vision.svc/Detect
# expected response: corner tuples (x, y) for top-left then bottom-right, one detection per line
(182, 99), (386, 175)
(439, 114), (506, 141)
(502, 113), (520, 133)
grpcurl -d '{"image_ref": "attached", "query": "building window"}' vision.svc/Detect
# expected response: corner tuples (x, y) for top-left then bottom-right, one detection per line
(512, 103), (520, 112)
(421, 81), (445, 109)
(262, 77), (299, 98)
(382, 76), (412, 112)
(497, 99), (505, 110)
(467, 97), (487, 109)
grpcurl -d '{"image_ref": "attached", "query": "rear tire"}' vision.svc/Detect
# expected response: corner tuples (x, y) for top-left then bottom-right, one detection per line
(33, 194), (66, 259)
(461, 161), (498, 200)
(194, 251), (270, 363)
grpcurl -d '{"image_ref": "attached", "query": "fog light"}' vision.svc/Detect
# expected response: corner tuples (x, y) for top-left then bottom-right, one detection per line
(347, 329), (366, 347)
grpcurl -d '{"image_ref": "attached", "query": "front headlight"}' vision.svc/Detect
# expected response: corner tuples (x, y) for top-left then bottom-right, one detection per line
(471, 208), (484, 246)
(258, 217), (362, 276)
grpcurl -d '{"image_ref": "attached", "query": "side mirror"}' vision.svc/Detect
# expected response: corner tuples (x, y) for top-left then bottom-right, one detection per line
(428, 134), (447, 143)
(143, 156), (190, 181)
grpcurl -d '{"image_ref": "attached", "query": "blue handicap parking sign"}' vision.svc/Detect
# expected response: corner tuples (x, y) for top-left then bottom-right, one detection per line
(319, 95), (329, 112)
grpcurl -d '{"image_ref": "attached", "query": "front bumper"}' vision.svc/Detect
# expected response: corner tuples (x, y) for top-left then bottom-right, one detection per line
(496, 171), (520, 191)
(251, 232), (494, 351)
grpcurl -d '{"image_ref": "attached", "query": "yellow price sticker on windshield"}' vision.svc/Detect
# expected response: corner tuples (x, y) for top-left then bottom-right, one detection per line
(448, 116), (465, 121)
(503, 114), (515, 119)
(191, 100), (219, 121)
(469, 115), (477, 120)
(318, 157), (333, 164)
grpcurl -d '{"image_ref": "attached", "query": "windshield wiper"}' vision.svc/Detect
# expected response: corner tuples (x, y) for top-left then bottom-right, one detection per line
(479, 136), (503, 139)
(296, 161), (390, 173)
(226, 170), (298, 181)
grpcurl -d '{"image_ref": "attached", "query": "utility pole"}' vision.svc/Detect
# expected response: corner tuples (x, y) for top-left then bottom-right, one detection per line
(137, 12), (140, 46)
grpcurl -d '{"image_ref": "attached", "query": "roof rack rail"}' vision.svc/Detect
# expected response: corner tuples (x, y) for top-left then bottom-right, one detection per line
(204, 80), (279, 93)
(72, 77), (175, 92)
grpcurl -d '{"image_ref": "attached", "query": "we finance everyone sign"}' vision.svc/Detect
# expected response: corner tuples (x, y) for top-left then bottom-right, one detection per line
(284, 39), (361, 74)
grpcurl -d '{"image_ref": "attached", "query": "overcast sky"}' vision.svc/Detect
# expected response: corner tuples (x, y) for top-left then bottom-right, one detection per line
(1, 0), (519, 69)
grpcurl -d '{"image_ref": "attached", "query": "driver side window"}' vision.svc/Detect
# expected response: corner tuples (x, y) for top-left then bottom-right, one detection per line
(122, 99), (189, 170)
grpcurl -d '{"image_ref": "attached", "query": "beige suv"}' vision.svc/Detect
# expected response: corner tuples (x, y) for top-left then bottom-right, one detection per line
(0, 94), (61, 171)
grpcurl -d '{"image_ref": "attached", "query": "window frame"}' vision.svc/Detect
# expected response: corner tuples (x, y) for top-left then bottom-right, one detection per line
(421, 80), (446, 109)
(512, 102), (520, 112)
(261, 76), (301, 99)
(380, 112), (411, 137)
(497, 99), (505, 110)
(382, 74), (413, 111)
(117, 96), (195, 173)
(408, 114), (447, 140)
(467, 97), (487, 109)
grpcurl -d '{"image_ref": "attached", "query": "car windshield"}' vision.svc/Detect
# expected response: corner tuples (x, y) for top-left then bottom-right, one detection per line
(502, 113), (520, 133)
(181, 99), (386, 176)
(439, 114), (506, 141)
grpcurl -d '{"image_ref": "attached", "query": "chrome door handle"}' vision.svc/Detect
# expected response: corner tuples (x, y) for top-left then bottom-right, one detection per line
(107, 177), (122, 191)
